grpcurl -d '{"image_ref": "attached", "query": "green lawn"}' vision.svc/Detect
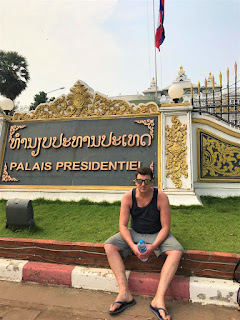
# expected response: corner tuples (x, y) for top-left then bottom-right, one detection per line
(0, 197), (239, 253)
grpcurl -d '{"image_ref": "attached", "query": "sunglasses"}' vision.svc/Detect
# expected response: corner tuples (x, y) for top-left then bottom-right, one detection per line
(135, 179), (152, 185)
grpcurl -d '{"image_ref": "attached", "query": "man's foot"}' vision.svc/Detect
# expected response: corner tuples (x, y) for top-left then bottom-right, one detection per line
(150, 303), (171, 320)
(108, 292), (135, 314)
(108, 299), (136, 315)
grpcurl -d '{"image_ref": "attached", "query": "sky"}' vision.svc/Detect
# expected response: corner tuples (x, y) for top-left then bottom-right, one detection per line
(1, 0), (240, 109)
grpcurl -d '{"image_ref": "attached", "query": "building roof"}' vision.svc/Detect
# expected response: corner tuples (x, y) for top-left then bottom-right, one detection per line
(161, 66), (198, 91)
(142, 78), (161, 94)
(205, 73), (221, 88)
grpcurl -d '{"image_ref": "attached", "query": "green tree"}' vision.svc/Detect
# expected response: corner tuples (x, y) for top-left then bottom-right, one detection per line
(30, 91), (55, 111)
(0, 50), (30, 101)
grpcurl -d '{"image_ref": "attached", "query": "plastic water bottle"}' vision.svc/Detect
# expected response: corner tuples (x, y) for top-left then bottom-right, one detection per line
(138, 240), (148, 262)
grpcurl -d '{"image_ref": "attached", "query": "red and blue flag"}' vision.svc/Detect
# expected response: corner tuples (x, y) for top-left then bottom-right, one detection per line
(155, 0), (165, 51)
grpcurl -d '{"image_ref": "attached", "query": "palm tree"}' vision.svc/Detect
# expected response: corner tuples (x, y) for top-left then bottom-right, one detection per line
(0, 50), (30, 101)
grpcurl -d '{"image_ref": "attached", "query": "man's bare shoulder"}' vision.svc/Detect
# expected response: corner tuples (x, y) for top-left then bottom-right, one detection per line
(157, 189), (170, 204)
(121, 190), (132, 205)
(157, 189), (168, 197)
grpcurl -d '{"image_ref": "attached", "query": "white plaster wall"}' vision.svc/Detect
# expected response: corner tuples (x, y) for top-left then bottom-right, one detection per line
(0, 189), (126, 203)
(192, 113), (240, 197)
(0, 111), (239, 204)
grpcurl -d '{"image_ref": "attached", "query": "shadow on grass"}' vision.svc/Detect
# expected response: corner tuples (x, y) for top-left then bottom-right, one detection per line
(33, 198), (121, 206)
(5, 224), (43, 235)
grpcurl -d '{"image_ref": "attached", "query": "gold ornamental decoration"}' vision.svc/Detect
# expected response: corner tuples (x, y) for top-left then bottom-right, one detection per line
(199, 129), (240, 180)
(165, 116), (188, 188)
(135, 119), (155, 138)
(150, 161), (154, 172)
(1, 164), (19, 182)
(9, 125), (26, 141)
(13, 81), (158, 121)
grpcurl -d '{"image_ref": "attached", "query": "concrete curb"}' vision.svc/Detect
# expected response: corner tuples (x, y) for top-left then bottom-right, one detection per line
(0, 258), (238, 308)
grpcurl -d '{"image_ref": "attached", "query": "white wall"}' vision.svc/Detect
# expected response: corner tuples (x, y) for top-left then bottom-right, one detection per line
(192, 113), (240, 197)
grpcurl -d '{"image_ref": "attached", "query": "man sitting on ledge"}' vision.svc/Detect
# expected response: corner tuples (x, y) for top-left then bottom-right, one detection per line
(104, 166), (184, 320)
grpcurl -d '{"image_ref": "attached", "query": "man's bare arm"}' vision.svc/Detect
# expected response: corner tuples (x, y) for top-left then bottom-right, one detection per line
(119, 191), (141, 257)
(119, 191), (135, 249)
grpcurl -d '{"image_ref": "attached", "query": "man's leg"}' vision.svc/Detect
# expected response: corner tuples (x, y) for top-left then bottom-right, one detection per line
(104, 243), (133, 312)
(151, 250), (182, 320)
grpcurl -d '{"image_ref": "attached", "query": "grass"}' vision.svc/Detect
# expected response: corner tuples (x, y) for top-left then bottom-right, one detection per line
(0, 197), (239, 253)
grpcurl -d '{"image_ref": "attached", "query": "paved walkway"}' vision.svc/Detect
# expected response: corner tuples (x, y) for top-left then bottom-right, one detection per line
(0, 281), (239, 320)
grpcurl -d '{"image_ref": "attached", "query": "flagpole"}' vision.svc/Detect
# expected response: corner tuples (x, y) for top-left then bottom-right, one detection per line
(152, 0), (158, 100)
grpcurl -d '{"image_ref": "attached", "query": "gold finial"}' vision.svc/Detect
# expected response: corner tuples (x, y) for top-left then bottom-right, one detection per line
(227, 68), (229, 83)
(209, 72), (212, 77)
(212, 75), (214, 91)
(205, 78), (207, 91)
(178, 65), (184, 74)
(219, 72), (222, 87)
(190, 83), (193, 98)
(152, 77), (155, 82)
(235, 62), (237, 78)
(198, 81), (200, 97)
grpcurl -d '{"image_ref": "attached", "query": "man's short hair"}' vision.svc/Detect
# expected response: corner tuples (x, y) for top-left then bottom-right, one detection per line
(135, 167), (154, 179)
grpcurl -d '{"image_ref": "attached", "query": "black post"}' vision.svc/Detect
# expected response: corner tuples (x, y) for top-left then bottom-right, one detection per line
(219, 72), (223, 120)
(235, 63), (237, 125)
(227, 68), (230, 123)
(212, 75), (215, 115)
(220, 86), (222, 119)
(205, 78), (208, 113)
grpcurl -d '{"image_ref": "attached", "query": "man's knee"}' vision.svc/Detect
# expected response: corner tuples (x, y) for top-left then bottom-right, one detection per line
(165, 250), (183, 261)
(104, 243), (121, 255)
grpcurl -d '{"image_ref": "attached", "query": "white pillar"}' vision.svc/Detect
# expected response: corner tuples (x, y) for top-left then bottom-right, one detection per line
(159, 103), (201, 205)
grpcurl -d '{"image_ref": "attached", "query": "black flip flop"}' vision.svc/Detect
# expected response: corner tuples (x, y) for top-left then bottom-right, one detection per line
(108, 299), (136, 315)
(150, 304), (171, 320)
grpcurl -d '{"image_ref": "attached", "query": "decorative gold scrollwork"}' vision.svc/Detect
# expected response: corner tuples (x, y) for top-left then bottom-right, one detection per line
(2, 164), (19, 182)
(199, 130), (240, 179)
(9, 125), (26, 141)
(135, 119), (155, 138)
(150, 161), (154, 172)
(165, 116), (188, 188)
(13, 81), (158, 121)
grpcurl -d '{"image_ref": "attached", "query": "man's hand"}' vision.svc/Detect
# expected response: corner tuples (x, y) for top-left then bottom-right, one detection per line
(132, 244), (155, 261)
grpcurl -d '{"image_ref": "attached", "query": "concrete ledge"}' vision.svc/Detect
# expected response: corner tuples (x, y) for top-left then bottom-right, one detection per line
(72, 266), (129, 292)
(0, 259), (28, 282)
(0, 258), (238, 308)
(128, 272), (190, 300)
(165, 190), (202, 206)
(190, 276), (239, 307)
(23, 261), (75, 286)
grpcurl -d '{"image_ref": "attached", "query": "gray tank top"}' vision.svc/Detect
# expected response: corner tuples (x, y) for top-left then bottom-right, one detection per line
(130, 188), (162, 234)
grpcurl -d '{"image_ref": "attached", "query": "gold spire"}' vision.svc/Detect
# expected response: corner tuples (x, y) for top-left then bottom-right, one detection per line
(219, 72), (222, 87)
(178, 65), (184, 74)
(198, 81), (200, 97)
(190, 83), (193, 98)
(235, 62), (237, 78)
(205, 78), (207, 92)
(227, 68), (229, 84)
(212, 75), (215, 90)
